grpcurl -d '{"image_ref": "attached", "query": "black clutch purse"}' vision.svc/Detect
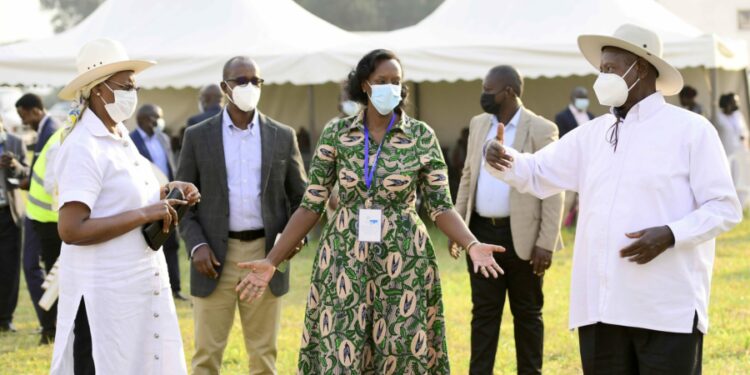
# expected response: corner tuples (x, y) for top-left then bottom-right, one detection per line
(142, 188), (189, 251)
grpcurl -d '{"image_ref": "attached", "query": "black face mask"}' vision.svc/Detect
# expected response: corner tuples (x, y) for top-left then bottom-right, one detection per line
(480, 92), (501, 114)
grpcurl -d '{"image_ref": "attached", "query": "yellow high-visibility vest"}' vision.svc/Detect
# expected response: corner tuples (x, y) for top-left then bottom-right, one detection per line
(26, 129), (63, 223)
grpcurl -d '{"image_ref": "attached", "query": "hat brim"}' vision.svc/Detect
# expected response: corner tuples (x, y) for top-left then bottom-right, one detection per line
(58, 60), (155, 100)
(577, 35), (683, 96)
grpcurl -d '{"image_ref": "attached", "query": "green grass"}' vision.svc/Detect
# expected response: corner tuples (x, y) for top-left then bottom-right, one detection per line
(1, 218), (749, 374)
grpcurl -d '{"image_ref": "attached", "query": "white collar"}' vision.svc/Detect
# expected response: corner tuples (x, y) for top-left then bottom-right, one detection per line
(491, 107), (522, 128)
(222, 107), (259, 132)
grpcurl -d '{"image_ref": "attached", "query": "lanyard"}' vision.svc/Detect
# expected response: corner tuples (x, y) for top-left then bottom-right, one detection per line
(363, 113), (396, 190)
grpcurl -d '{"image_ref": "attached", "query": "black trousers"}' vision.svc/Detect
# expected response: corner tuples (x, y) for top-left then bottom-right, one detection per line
(163, 231), (181, 292)
(74, 298), (95, 374)
(467, 214), (544, 375)
(31, 220), (61, 334)
(578, 314), (703, 375)
(31, 220), (61, 275)
(22, 217), (56, 331)
(0, 207), (20, 326)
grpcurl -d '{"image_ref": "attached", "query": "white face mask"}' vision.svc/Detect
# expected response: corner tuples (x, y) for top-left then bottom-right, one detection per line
(367, 82), (402, 115)
(100, 83), (138, 123)
(155, 118), (166, 132)
(225, 82), (261, 112)
(574, 98), (590, 111)
(341, 100), (361, 116)
(593, 60), (640, 108)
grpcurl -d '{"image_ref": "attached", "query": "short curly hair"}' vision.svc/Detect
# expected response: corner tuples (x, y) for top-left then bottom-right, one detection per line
(346, 49), (408, 114)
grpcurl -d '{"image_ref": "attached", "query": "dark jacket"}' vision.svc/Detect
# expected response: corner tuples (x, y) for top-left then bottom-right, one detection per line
(186, 106), (222, 127)
(176, 110), (307, 297)
(129, 128), (176, 180)
(554, 107), (594, 138)
(1, 132), (28, 225)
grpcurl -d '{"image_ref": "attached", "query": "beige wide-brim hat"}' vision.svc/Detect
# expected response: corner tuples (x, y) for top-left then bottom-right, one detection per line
(59, 38), (155, 100)
(578, 24), (683, 96)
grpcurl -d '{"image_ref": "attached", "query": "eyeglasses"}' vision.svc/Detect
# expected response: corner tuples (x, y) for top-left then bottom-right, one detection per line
(106, 80), (140, 92)
(226, 76), (264, 88)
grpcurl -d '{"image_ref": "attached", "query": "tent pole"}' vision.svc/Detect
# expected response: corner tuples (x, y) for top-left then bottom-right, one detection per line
(708, 68), (719, 126)
(308, 84), (316, 142)
(742, 68), (750, 123)
(413, 82), (421, 119)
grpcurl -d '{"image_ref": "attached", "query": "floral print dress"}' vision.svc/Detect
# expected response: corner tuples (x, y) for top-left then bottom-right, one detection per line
(297, 112), (454, 374)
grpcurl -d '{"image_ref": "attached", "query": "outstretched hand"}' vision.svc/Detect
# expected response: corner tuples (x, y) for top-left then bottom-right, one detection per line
(236, 259), (276, 303)
(468, 243), (506, 278)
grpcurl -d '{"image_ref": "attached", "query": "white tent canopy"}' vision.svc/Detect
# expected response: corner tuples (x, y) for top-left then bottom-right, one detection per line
(302, 0), (748, 84)
(0, 0), (360, 88)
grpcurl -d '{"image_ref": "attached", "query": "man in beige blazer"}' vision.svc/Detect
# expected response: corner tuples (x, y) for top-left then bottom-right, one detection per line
(454, 65), (564, 375)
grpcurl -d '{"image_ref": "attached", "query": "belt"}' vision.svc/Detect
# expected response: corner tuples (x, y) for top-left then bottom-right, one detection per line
(0, 205), (9, 212)
(228, 229), (265, 242)
(472, 212), (510, 227)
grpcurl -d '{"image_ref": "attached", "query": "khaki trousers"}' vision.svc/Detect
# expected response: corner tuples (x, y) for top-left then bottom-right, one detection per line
(192, 238), (280, 375)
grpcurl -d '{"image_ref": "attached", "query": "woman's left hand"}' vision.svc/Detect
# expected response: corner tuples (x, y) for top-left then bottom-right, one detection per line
(236, 259), (276, 303)
(167, 181), (201, 205)
(468, 243), (506, 278)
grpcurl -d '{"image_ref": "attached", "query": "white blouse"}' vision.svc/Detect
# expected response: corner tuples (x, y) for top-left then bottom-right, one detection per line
(50, 109), (186, 374)
(487, 93), (742, 334)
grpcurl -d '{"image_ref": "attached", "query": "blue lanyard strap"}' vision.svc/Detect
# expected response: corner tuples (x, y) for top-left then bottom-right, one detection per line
(363, 113), (397, 190)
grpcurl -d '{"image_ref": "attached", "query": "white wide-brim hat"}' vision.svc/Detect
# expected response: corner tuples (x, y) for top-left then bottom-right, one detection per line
(59, 38), (155, 100)
(578, 24), (683, 96)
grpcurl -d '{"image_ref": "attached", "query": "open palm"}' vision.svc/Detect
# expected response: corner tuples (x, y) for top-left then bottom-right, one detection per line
(236, 259), (275, 303)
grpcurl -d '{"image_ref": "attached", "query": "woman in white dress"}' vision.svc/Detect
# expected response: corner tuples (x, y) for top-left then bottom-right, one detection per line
(50, 39), (200, 374)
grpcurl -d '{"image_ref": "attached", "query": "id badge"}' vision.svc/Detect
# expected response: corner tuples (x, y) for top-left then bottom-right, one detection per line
(358, 208), (382, 243)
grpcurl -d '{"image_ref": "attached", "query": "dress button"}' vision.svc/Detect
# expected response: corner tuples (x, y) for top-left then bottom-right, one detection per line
(154, 354), (159, 360)
(155, 271), (160, 276)
(154, 312), (159, 318)
(154, 333), (160, 339)
(153, 291), (159, 296)
(134, 161), (139, 166)
(145, 181), (149, 186)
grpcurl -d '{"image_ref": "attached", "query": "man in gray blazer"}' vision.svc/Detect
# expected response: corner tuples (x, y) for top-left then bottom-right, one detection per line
(177, 56), (307, 375)
(0, 121), (28, 332)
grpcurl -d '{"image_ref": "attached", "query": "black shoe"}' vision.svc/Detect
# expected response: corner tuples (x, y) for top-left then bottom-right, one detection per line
(172, 291), (188, 301)
(0, 323), (15, 333)
(39, 329), (55, 345)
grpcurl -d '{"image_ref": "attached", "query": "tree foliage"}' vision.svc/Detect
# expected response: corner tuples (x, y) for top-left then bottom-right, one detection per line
(40, 0), (105, 33)
(295, 0), (443, 31)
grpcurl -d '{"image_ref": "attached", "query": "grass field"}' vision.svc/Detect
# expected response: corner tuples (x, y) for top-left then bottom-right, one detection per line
(1, 218), (748, 374)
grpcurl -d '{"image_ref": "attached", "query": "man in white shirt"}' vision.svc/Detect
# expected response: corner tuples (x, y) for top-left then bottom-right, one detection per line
(717, 92), (750, 156)
(485, 24), (742, 374)
(554, 87), (595, 225)
(455, 65), (564, 374)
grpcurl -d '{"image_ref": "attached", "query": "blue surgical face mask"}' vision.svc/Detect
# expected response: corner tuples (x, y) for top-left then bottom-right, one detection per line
(367, 82), (402, 115)
(574, 98), (590, 111)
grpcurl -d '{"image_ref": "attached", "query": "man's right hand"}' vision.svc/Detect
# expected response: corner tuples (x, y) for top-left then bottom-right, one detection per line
(485, 122), (514, 171)
(193, 244), (221, 279)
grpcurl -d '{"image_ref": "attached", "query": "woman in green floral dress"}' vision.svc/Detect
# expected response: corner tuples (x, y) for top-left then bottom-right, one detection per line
(236, 49), (505, 374)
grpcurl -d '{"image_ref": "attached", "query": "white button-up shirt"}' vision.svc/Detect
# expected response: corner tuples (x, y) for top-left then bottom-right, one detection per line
(222, 108), (263, 231)
(475, 109), (520, 218)
(487, 93), (742, 334)
(136, 127), (170, 178)
(51, 109), (186, 374)
(716, 110), (750, 156)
